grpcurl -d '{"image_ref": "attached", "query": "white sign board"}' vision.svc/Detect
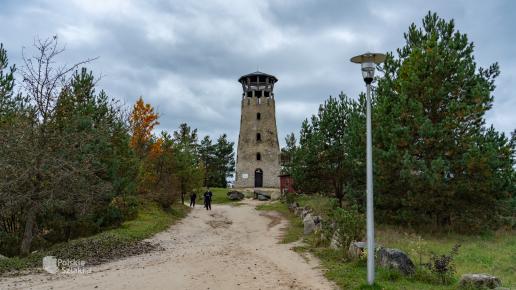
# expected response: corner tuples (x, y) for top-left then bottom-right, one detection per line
(242, 173), (248, 179)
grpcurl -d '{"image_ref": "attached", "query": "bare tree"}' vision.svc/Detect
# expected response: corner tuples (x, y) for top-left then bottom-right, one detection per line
(20, 36), (96, 123)
(3, 36), (100, 255)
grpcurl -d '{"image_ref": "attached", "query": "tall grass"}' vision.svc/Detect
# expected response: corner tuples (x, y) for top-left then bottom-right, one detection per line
(258, 196), (516, 289)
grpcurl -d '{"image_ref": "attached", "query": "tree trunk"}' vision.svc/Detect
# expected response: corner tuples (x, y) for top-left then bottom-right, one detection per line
(20, 206), (36, 256)
(336, 192), (344, 208)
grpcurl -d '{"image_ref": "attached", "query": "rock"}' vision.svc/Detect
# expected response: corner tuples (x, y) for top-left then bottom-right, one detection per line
(256, 194), (270, 201)
(377, 247), (415, 275)
(301, 207), (311, 219)
(288, 202), (299, 212)
(348, 241), (367, 259)
(330, 230), (341, 249)
(254, 190), (271, 198)
(459, 274), (502, 289)
(227, 191), (244, 201)
(294, 207), (304, 217)
(270, 190), (281, 200)
(303, 213), (316, 235)
(241, 190), (254, 198)
(313, 215), (322, 225)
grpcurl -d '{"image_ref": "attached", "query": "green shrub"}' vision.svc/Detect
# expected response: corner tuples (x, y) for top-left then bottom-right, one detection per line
(329, 205), (365, 256)
(302, 194), (334, 219)
(42, 216), (100, 244)
(0, 232), (20, 257)
(110, 195), (139, 221)
(96, 206), (124, 228)
(70, 219), (101, 238)
(427, 244), (461, 285)
(412, 267), (440, 285)
(283, 191), (296, 205)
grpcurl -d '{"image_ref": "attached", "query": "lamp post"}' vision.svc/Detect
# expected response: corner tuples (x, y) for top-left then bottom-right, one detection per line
(350, 52), (386, 285)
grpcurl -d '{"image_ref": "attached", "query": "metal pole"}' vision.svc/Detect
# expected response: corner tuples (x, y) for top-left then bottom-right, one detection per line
(366, 83), (375, 285)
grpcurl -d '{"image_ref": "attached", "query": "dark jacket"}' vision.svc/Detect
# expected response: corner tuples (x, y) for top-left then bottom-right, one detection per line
(203, 191), (212, 202)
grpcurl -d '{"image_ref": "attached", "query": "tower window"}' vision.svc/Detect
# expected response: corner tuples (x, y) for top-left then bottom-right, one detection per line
(256, 133), (261, 141)
(257, 113), (261, 120)
(256, 152), (261, 160)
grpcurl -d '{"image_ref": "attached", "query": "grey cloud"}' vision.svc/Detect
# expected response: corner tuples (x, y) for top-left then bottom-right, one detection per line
(0, 0), (514, 147)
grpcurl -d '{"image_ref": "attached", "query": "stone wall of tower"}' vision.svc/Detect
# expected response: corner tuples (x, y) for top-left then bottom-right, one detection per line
(235, 96), (280, 188)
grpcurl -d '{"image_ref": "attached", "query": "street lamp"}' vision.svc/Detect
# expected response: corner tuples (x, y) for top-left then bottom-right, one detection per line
(350, 52), (386, 285)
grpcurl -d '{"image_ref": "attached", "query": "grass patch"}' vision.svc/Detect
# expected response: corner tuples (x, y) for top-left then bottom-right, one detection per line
(206, 187), (242, 205)
(107, 200), (189, 240)
(313, 232), (516, 289)
(270, 195), (516, 289)
(312, 247), (451, 290)
(0, 201), (189, 275)
(376, 227), (516, 288)
(296, 194), (334, 218)
(256, 201), (304, 244)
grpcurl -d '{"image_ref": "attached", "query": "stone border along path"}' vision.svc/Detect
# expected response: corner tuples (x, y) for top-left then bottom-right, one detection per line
(1, 199), (337, 290)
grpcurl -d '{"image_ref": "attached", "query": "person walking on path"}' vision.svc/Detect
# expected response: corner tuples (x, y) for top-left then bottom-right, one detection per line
(189, 192), (197, 208)
(203, 188), (213, 210)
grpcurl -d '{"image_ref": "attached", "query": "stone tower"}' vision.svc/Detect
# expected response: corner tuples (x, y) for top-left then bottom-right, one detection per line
(235, 71), (280, 188)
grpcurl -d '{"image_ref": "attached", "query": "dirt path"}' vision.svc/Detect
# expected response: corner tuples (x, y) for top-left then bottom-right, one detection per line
(1, 200), (336, 290)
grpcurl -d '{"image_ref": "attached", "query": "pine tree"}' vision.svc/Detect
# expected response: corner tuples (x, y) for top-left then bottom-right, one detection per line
(213, 134), (235, 187)
(173, 123), (202, 204)
(374, 12), (515, 232)
(293, 93), (366, 206)
(199, 135), (216, 186)
(0, 43), (17, 118)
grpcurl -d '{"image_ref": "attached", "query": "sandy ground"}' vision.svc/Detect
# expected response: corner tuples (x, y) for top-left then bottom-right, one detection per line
(1, 200), (336, 290)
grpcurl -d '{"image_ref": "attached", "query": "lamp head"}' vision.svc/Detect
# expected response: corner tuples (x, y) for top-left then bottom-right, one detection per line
(350, 52), (386, 85)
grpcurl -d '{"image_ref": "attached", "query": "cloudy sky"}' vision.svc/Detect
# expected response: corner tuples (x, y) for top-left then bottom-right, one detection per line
(1, 0), (515, 146)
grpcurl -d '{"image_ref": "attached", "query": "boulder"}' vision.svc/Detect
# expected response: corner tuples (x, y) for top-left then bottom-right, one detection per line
(301, 207), (311, 219)
(227, 191), (244, 201)
(296, 207), (305, 219)
(288, 202), (299, 212)
(313, 216), (322, 232)
(329, 230), (341, 249)
(270, 190), (281, 200)
(348, 241), (367, 259)
(377, 247), (415, 275)
(459, 274), (501, 289)
(254, 190), (271, 198)
(256, 194), (270, 201)
(303, 213), (317, 235)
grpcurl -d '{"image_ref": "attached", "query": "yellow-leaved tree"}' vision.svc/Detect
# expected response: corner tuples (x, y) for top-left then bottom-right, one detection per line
(129, 97), (159, 158)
